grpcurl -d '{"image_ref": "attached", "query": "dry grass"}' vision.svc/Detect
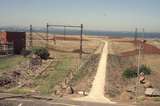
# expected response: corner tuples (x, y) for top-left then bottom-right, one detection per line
(108, 41), (135, 55)
(106, 38), (160, 103)
(12, 33), (102, 96)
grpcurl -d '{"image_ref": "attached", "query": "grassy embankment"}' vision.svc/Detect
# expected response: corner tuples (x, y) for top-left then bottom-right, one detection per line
(0, 56), (27, 72)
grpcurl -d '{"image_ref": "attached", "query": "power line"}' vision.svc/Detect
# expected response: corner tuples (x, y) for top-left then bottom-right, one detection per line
(46, 23), (83, 58)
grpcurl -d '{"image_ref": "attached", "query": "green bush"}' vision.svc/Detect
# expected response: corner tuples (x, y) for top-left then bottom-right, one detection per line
(122, 67), (137, 78)
(32, 47), (50, 60)
(122, 65), (151, 79)
(139, 64), (151, 75)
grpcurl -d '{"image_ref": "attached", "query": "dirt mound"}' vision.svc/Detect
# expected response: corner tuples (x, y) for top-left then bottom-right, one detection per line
(120, 40), (160, 57)
(119, 91), (134, 102)
(108, 36), (124, 39)
(72, 49), (90, 54)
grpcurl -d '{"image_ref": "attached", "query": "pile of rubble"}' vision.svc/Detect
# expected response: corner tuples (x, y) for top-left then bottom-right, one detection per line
(139, 72), (160, 97)
(53, 72), (75, 97)
(0, 54), (52, 89)
(120, 72), (160, 101)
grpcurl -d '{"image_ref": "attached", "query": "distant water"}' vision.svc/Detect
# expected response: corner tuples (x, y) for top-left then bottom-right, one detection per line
(84, 30), (160, 38)
(0, 26), (160, 38)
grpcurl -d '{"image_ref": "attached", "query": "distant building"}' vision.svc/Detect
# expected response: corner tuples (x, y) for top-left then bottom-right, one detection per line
(0, 32), (26, 54)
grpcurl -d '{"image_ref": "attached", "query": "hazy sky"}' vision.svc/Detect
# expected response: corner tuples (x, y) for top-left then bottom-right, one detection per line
(0, 0), (160, 32)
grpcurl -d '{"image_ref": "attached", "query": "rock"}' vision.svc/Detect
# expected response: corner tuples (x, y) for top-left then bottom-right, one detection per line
(152, 89), (160, 96)
(144, 81), (152, 88)
(69, 72), (73, 80)
(66, 86), (74, 94)
(54, 89), (63, 97)
(126, 86), (136, 93)
(77, 91), (84, 95)
(83, 91), (89, 96)
(61, 82), (67, 89)
(54, 89), (61, 95)
(120, 91), (133, 102)
(145, 88), (160, 97)
(77, 91), (88, 96)
(54, 85), (62, 95)
(11, 70), (21, 78)
(139, 76), (145, 84)
(30, 54), (42, 66)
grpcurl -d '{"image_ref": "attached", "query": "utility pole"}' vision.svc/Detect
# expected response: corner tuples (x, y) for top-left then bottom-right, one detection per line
(53, 28), (56, 45)
(135, 39), (146, 103)
(46, 23), (49, 48)
(64, 26), (66, 40)
(134, 28), (138, 42)
(29, 25), (32, 48)
(135, 43), (141, 103)
(80, 24), (83, 58)
(142, 28), (145, 60)
(134, 28), (139, 104)
(142, 28), (145, 39)
(46, 23), (83, 58)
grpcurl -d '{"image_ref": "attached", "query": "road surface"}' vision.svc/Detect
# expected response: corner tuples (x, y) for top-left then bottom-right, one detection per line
(0, 98), (133, 106)
(73, 41), (114, 103)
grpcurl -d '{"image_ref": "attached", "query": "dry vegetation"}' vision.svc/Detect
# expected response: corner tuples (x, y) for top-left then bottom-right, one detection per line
(105, 38), (160, 104)
(0, 33), (102, 97)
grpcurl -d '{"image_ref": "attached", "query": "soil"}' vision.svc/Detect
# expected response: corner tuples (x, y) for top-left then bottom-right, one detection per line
(0, 33), (101, 97)
(119, 40), (160, 57)
(105, 38), (160, 104)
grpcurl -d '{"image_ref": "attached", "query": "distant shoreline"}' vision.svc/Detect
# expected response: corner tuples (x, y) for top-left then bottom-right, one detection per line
(1, 26), (160, 38)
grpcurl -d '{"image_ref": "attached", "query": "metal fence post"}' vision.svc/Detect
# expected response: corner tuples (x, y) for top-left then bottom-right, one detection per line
(30, 25), (33, 48)
(46, 23), (49, 48)
(80, 24), (83, 58)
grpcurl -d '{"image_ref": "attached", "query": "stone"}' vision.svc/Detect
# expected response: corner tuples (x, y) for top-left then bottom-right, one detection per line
(54, 89), (61, 95)
(120, 91), (133, 102)
(61, 82), (67, 89)
(139, 76), (145, 84)
(11, 70), (21, 78)
(144, 81), (152, 88)
(66, 86), (74, 94)
(145, 88), (160, 96)
(54, 85), (62, 95)
(30, 54), (42, 66)
(152, 89), (160, 96)
(126, 86), (136, 93)
(77, 91), (88, 96)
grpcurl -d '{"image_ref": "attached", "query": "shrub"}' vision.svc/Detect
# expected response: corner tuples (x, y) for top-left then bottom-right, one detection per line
(122, 65), (151, 79)
(32, 47), (50, 60)
(139, 64), (151, 75)
(122, 67), (137, 79)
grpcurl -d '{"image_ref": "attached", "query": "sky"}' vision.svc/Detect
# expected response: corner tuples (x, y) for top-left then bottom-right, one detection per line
(0, 0), (160, 32)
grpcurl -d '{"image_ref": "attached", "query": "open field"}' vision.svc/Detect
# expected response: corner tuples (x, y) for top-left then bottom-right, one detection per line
(105, 37), (160, 104)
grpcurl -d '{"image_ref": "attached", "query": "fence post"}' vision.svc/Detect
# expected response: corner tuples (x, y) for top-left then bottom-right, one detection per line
(30, 25), (33, 48)
(46, 23), (49, 48)
(64, 26), (66, 40)
(80, 24), (83, 58)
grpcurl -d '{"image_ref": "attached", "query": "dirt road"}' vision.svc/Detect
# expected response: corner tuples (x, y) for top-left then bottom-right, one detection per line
(73, 41), (114, 103)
